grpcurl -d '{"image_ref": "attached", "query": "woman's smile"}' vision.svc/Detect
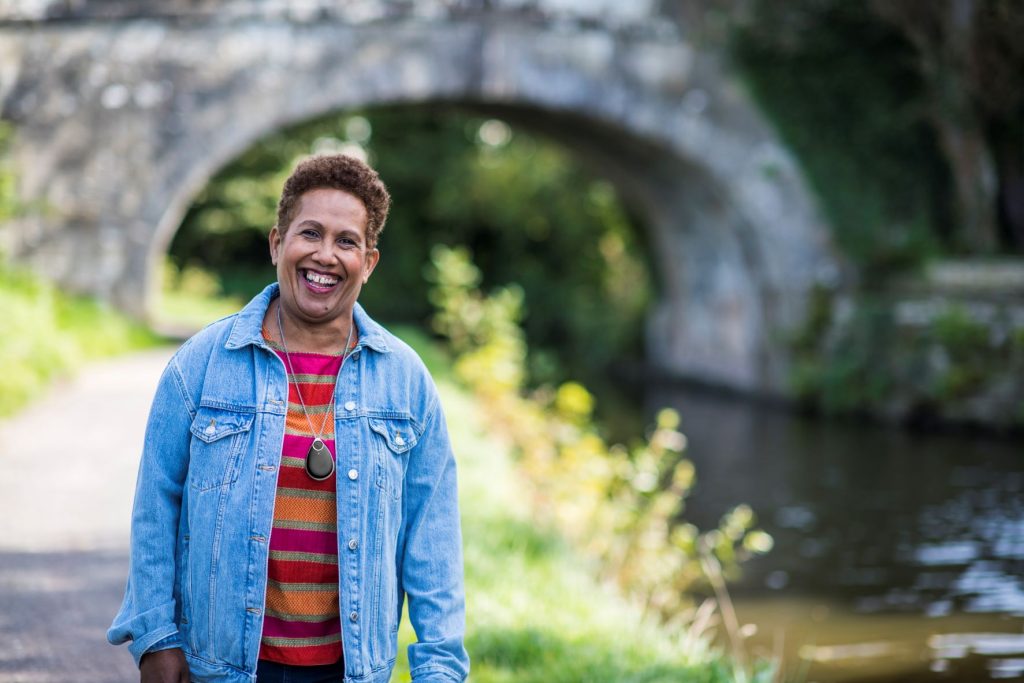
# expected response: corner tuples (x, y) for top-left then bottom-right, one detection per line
(301, 268), (341, 293)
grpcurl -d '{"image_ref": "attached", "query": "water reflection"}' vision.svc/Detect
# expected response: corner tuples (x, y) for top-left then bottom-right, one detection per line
(645, 382), (1024, 681)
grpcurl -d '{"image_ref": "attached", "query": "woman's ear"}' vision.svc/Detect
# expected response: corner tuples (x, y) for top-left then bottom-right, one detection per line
(269, 226), (282, 266)
(363, 248), (380, 285)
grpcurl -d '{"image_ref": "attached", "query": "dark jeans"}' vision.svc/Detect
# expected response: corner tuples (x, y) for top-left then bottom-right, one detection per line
(255, 658), (345, 683)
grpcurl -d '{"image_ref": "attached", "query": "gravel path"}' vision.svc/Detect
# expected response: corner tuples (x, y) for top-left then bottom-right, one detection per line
(0, 348), (176, 683)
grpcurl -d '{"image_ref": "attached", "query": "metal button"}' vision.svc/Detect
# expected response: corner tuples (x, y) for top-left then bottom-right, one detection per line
(344, 400), (356, 411)
(349, 611), (358, 622)
(351, 350), (360, 361)
(204, 420), (216, 436)
(394, 435), (405, 446)
(348, 538), (358, 551)
(347, 468), (358, 481)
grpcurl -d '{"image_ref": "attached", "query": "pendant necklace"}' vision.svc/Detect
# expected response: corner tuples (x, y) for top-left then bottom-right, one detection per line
(276, 301), (355, 481)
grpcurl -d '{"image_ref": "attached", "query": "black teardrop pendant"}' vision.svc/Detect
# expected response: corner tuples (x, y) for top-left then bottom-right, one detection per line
(305, 438), (335, 481)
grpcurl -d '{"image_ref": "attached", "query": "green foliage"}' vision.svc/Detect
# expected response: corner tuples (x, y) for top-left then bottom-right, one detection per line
(427, 245), (773, 636)
(380, 362), (773, 682)
(791, 292), (1024, 420)
(732, 1), (951, 276)
(791, 298), (895, 413)
(930, 305), (994, 399)
(0, 264), (161, 416)
(170, 107), (653, 390)
(933, 305), (990, 352)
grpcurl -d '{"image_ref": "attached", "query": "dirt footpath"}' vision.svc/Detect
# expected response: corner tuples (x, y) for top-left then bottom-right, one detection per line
(0, 348), (176, 683)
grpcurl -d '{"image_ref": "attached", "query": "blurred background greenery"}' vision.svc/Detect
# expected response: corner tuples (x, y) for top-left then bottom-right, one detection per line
(165, 107), (654, 408)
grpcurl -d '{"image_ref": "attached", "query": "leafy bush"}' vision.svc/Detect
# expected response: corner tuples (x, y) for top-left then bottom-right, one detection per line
(426, 245), (773, 629)
(385, 373), (775, 683)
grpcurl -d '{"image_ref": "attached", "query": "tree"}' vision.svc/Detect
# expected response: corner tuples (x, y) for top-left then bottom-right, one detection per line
(871, 0), (1024, 252)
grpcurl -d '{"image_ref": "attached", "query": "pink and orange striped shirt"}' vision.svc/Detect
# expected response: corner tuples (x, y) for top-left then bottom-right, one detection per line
(259, 330), (356, 666)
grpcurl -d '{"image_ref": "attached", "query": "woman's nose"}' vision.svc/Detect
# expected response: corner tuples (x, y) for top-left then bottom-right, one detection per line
(312, 240), (338, 264)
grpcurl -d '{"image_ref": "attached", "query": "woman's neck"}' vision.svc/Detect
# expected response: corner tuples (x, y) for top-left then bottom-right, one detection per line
(265, 298), (356, 354)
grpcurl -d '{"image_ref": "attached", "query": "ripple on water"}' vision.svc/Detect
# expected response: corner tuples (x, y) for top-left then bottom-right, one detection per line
(915, 541), (981, 566)
(930, 632), (1024, 679)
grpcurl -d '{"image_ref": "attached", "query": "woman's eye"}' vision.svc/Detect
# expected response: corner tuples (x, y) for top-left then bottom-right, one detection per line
(301, 229), (319, 239)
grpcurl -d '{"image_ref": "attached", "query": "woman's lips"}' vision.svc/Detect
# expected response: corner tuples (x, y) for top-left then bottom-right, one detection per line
(301, 268), (340, 293)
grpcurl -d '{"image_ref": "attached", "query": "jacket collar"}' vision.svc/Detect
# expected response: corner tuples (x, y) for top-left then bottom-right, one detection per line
(224, 282), (391, 353)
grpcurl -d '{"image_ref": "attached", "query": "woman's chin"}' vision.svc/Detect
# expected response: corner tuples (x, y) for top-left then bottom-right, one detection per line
(288, 294), (349, 324)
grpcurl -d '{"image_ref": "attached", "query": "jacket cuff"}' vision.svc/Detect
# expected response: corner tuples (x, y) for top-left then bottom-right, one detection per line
(127, 626), (180, 668)
(144, 633), (183, 656)
(410, 665), (465, 682)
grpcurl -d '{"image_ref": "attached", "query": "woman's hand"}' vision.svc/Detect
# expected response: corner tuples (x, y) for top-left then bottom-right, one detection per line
(140, 648), (189, 683)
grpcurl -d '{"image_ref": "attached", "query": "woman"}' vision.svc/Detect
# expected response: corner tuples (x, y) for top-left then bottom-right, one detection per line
(108, 154), (469, 683)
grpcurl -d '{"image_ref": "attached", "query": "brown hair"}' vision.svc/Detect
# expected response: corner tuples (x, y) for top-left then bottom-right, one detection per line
(276, 154), (391, 248)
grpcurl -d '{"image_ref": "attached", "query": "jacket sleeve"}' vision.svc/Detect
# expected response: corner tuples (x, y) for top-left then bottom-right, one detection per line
(401, 392), (470, 682)
(107, 354), (195, 666)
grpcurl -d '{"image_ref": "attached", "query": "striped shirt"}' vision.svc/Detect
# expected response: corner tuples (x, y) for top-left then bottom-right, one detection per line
(258, 329), (356, 666)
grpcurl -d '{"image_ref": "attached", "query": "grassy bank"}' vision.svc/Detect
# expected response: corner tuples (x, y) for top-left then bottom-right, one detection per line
(0, 264), (161, 417)
(390, 327), (768, 683)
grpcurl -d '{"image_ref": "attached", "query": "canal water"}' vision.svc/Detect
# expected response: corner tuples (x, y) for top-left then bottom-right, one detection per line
(645, 384), (1024, 682)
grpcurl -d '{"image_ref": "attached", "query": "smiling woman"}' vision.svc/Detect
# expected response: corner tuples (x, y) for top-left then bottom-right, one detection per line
(108, 154), (470, 683)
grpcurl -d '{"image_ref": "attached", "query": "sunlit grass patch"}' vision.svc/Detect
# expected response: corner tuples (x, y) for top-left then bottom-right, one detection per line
(155, 259), (246, 332)
(0, 264), (161, 417)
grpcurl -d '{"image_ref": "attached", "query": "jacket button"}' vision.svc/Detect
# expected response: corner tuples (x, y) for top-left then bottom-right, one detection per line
(347, 468), (358, 481)
(349, 611), (358, 622)
(348, 538), (358, 551)
(344, 401), (356, 411)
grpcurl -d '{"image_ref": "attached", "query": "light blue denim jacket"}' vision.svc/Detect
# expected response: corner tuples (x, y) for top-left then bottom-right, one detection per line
(108, 284), (469, 683)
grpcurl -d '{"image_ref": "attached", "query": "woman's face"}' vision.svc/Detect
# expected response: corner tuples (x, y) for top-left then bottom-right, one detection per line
(269, 187), (380, 330)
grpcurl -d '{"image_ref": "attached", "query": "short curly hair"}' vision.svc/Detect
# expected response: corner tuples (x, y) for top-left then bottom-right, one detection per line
(276, 154), (391, 248)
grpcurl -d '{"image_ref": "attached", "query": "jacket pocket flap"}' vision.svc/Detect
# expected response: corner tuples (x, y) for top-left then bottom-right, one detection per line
(190, 407), (255, 444)
(368, 417), (418, 454)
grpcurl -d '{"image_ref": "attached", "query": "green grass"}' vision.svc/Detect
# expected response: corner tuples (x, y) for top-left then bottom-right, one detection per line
(155, 259), (248, 332)
(389, 332), (761, 683)
(0, 264), (162, 417)
(157, 287), (246, 331)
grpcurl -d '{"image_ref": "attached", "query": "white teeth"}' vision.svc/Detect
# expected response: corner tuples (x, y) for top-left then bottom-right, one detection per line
(304, 270), (338, 286)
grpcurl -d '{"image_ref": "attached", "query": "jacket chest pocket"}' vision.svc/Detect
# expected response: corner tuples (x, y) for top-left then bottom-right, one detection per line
(368, 417), (417, 501)
(188, 407), (255, 492)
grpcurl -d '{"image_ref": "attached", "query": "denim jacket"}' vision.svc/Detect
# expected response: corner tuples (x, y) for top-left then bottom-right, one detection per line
(108, 284), (469, 683)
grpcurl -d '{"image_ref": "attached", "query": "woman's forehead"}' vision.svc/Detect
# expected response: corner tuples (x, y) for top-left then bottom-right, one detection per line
(291, 188), (369, 230)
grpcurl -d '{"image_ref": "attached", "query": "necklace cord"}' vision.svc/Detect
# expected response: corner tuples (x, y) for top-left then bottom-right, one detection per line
(276, 301), (356, 445)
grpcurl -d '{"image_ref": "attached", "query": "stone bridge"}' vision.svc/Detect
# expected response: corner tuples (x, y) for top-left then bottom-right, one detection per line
(0, 0), (840, 395)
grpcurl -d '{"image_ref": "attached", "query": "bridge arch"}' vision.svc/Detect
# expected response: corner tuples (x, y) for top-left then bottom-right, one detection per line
(1, 5), (839, 394)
